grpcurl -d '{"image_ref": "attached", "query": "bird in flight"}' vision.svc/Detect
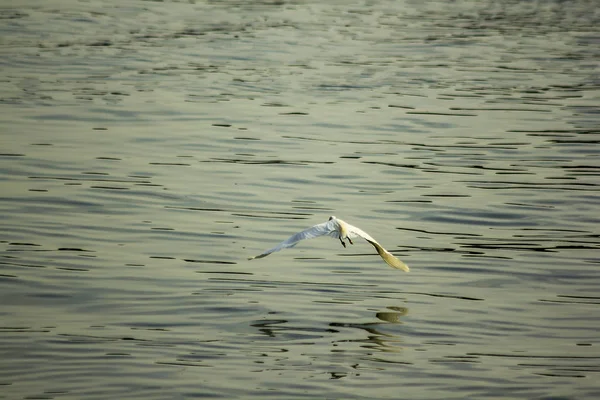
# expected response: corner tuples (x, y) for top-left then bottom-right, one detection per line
(248, 216), (409, 271)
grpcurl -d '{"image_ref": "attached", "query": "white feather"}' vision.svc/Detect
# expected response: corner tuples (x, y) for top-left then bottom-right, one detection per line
(248, 216), (409, 272)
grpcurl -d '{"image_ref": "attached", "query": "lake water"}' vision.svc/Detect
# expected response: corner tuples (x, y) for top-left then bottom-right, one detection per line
(1, 0), (599, 399)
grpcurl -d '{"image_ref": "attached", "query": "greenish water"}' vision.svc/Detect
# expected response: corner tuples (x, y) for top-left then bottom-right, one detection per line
(1, 0), (599, 399)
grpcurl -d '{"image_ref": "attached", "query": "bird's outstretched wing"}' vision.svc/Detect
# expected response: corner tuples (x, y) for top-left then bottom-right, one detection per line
(248, 220), (336, 260)
(345, 223), (410, 272)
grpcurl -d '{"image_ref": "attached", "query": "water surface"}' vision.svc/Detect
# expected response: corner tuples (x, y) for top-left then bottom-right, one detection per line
(1, 0), (600, 399)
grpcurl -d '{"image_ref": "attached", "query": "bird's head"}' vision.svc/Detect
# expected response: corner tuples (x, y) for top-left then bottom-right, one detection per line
(328, 215), (336, 221)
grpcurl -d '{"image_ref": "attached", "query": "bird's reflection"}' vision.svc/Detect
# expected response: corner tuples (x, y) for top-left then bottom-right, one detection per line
(250, 306), (409, 354)
(329, 306), (409, 353)
(376, 306), (409, 323)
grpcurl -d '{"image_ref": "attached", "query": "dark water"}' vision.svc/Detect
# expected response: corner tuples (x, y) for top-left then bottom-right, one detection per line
(1, 0), (600, 399)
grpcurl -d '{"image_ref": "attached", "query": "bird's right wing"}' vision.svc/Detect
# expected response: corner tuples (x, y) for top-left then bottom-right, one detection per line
(248, 220), (336, 260)
(366, 239), (410, 272)
(346, 223), (410, 272)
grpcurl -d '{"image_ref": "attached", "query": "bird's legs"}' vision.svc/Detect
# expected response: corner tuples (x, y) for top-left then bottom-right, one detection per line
(339, 237), (353, 247)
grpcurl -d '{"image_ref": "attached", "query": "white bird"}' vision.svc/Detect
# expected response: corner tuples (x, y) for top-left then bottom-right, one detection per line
(248, 216), (409, 272)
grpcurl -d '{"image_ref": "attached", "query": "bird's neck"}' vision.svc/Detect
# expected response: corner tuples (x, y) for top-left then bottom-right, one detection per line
(336, 219), (348, 238)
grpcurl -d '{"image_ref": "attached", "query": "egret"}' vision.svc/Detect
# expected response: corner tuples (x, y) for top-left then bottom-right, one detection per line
(248, 216), (409, 271)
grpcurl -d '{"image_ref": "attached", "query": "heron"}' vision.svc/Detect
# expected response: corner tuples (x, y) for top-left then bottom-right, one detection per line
(248, 216), (409, 271)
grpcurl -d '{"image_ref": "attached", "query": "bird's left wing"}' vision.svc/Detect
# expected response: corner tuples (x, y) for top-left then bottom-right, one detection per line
(248, 220), (336, 260)
(346, 223), (410, 272)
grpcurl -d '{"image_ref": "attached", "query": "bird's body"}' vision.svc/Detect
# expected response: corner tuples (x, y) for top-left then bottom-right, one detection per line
(248, 216), (409, 272)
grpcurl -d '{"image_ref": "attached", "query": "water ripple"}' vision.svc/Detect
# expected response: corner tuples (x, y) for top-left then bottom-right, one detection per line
(1, 0), (599, 399)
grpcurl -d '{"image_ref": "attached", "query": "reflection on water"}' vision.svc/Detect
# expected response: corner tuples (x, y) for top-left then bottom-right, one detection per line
(1, 0), (600, 398)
